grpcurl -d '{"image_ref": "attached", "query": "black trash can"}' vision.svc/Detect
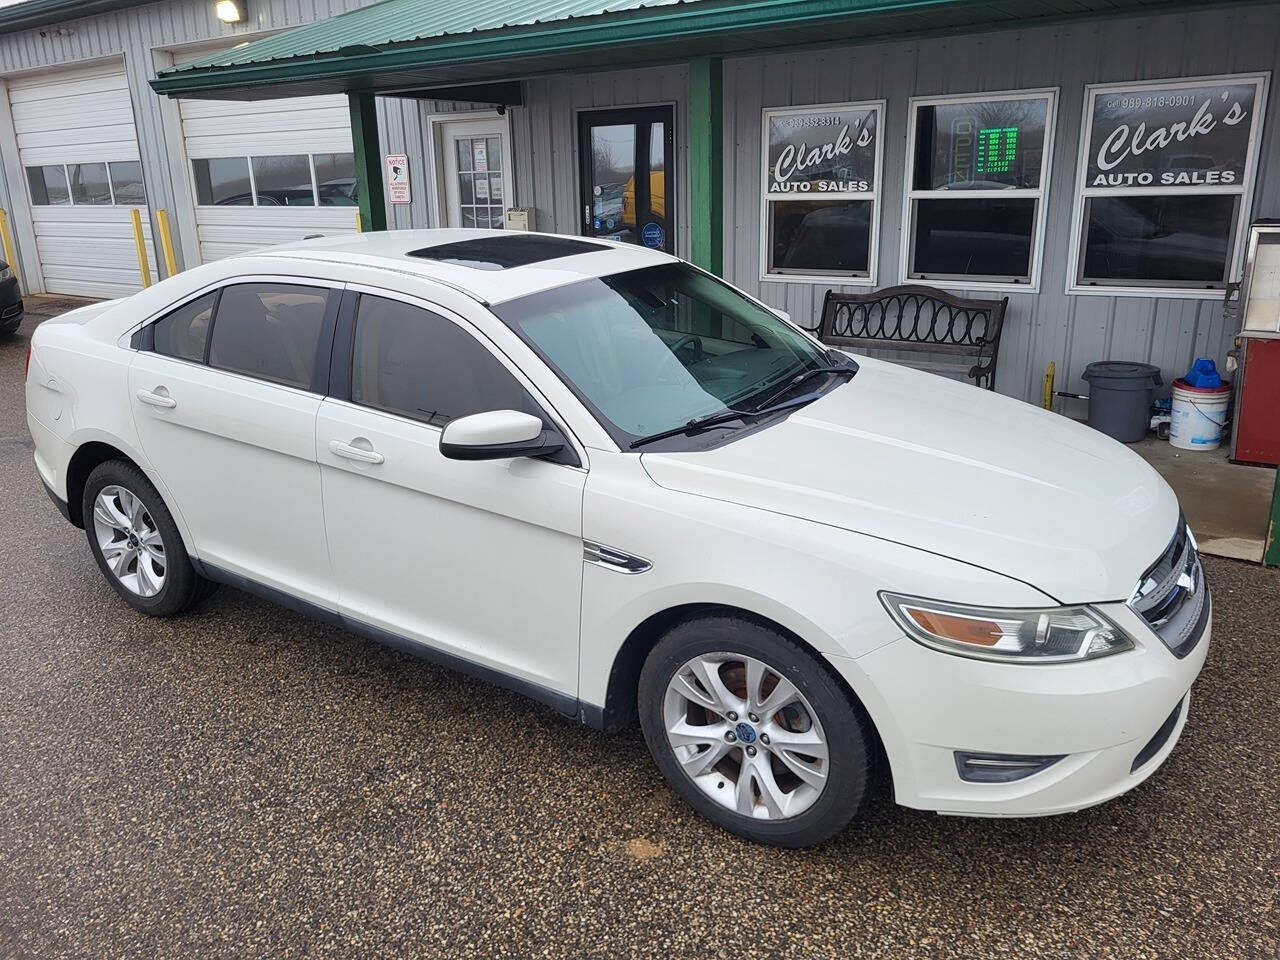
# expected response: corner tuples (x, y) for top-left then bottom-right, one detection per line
(1081, 361), (1163, 443)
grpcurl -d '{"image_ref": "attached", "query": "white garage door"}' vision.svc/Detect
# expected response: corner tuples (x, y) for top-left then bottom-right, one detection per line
(179, 93), (358, 262)
(10, 60), (158, 298)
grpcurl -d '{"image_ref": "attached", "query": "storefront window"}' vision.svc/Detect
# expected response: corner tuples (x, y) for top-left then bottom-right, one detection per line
(1069, 74), (1267, 295)
(905, 90), (1056, 287)
(761, 101), (883, 282)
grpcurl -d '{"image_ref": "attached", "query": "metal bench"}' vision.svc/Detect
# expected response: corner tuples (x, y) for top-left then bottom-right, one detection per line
(816, 285), (1008, 390)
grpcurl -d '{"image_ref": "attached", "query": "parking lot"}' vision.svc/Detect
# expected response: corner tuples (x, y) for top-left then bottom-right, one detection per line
(1, 300), (1277, 960)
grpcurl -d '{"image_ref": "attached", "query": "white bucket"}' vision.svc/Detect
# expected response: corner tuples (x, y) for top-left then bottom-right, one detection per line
(1169, 379), (1231, 451)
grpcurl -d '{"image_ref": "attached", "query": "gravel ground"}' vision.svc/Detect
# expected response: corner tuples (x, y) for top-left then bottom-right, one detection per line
(1, 298), (1277, 960)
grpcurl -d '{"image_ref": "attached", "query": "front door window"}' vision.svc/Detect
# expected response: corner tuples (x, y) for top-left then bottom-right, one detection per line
(579, 106), (674, 253)
(439, 118), (511, 230)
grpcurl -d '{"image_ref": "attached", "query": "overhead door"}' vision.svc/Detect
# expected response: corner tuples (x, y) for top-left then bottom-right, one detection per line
(179, 94), (358, 262)
(9, 60), (158, 298)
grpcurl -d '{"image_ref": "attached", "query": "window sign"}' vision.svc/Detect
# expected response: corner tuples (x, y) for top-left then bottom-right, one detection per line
(1069, 73), (1268, 297)
(1085, 81), (1257, 188)
(903, 90), (1057, 288)
(916, 97), (1049, 191)
(766, 104), (877, 195)
(761, 101), (884, 283)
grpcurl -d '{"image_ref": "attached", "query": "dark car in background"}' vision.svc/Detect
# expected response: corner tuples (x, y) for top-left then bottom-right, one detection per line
(0, 259), (22, 335)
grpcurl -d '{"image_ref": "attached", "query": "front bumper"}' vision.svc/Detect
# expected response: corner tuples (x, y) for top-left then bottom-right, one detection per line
(832, 598), (1209, 817)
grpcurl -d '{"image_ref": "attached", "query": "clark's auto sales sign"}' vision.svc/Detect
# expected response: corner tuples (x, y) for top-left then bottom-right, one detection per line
(1086, 80), (1260, 188)
(766, 105), (878, 195)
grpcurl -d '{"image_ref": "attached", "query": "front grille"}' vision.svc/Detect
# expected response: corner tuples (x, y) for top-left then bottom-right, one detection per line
(1129, 514), (1209, 659)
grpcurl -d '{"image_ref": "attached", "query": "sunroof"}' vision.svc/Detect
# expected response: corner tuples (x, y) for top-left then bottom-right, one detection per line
(408, 234), (609, 270)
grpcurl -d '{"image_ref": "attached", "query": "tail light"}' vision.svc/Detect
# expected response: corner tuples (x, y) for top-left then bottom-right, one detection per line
(24, 343), (31, 381)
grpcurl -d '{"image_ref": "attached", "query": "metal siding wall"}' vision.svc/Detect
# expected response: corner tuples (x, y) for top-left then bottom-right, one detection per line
(508, 64), (689, 250)
(724, 4), (1280, 404)
(0, 0), (379, 285)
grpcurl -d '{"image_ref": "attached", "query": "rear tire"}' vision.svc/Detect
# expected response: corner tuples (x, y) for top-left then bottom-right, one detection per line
(82, 460), (214, 616)
(638, 614), (873, 848)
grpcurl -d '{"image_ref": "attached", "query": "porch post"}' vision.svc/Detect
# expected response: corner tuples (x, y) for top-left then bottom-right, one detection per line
(348, 90), (387, 231)
(687, 56), (723, 275)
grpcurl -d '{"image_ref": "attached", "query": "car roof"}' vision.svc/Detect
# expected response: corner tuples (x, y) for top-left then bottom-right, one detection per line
(242, 229), (677, 305)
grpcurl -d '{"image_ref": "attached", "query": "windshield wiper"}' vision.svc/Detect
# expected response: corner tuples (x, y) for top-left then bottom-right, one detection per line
(629, 407), (754, 449)
(628, 390), (830, 450)
(749, 361), (857, 412)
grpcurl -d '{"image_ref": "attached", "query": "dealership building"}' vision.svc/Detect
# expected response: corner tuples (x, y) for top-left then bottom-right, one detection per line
(0, 0), (1275, 406)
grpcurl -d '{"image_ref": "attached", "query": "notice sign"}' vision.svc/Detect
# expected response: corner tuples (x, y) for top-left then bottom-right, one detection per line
(385, 154), (410, 203)
(1086, 78), (1263, 189)
(765, 103), (878, 196)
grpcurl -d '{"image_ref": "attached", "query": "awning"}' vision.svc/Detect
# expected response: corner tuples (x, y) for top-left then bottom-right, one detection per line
(149, 0), (1228, 101)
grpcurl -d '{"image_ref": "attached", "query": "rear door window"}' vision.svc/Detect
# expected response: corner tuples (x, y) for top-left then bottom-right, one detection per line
(151, 291), (217, 363)
(350, 294), (537, 427)
(208, 283), (330, 390)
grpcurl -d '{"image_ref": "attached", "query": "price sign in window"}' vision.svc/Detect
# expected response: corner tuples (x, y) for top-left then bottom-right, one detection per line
(904, 90), (1057, 286)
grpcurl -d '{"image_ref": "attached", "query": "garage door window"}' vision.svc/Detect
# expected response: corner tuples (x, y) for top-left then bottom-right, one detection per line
(26, 165), (71, 205)
(109, 162), (146, 205)
(314, 153), (358, 206)
(68, 163), (112, 205)
(251, 155), (314, 207)
(192, 157), (252, 206)
(192, 153), (357, 207)
(208, 283), (331, 390)
(904, 90), (1057, 288)
(26, 161), (146, 206)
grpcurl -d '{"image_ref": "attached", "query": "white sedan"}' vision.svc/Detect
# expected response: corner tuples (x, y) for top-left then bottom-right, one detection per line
(25, 230), (1209, 847)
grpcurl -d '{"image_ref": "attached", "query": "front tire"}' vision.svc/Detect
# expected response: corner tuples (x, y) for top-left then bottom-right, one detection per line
(638, 614), (874, 848)
(82, 460), (213, 616)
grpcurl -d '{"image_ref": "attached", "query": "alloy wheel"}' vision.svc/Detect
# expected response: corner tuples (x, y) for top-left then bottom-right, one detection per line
(662, 653), (829, 820)
(92, 484), (167, 598)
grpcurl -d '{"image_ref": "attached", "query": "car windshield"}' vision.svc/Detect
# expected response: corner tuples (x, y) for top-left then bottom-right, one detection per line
(491, 264), (837, 449)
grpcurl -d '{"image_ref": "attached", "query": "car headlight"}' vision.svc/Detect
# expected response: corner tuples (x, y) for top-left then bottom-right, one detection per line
(0, 267), (13, 281)
(879, 592), (1134, 663)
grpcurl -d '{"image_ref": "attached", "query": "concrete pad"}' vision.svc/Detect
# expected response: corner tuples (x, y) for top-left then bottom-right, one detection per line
(1129, 436), (1273, 563)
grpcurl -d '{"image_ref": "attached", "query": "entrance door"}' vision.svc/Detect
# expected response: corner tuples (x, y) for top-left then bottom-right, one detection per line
(438, 117), (513, 229)
(578, 106), (674, 253)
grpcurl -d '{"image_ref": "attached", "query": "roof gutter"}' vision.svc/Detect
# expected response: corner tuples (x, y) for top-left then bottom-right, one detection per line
(149, 0), (969, 96)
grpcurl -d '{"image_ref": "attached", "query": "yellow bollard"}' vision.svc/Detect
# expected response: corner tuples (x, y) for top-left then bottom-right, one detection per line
(1043, 361), (1056, 410)
(156, 208), (178, 278)
(0, 208), (19, 287)
(130, 208), (151, 288)
(355, 211), (361, 233)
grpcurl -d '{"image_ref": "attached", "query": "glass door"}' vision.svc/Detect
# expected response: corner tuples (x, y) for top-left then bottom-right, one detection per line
(439, 117), (512, 229)
(578, 106), (674, 253)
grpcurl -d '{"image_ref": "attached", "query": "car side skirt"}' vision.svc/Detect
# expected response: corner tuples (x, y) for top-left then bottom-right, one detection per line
(191, 559), (604, 728)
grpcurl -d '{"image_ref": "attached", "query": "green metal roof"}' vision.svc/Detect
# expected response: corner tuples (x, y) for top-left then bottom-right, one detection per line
(151, 0), (1240, 100)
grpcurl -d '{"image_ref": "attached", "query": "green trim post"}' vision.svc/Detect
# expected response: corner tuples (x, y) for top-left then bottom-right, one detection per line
(348, 90), (387, 232)
(1265, 466), (1280, 567)
(688, 56), (723, 275)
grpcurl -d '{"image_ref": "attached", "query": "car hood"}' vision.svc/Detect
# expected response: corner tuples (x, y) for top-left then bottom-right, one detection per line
(640, 357), (1178, 603)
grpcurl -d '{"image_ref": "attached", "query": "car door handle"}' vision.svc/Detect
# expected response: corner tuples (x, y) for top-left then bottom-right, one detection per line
(328, 439), (384, 465)
(136, 388), (176, 409)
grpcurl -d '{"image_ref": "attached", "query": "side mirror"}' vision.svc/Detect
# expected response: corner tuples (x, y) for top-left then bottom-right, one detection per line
(439, 410), (564, 461)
